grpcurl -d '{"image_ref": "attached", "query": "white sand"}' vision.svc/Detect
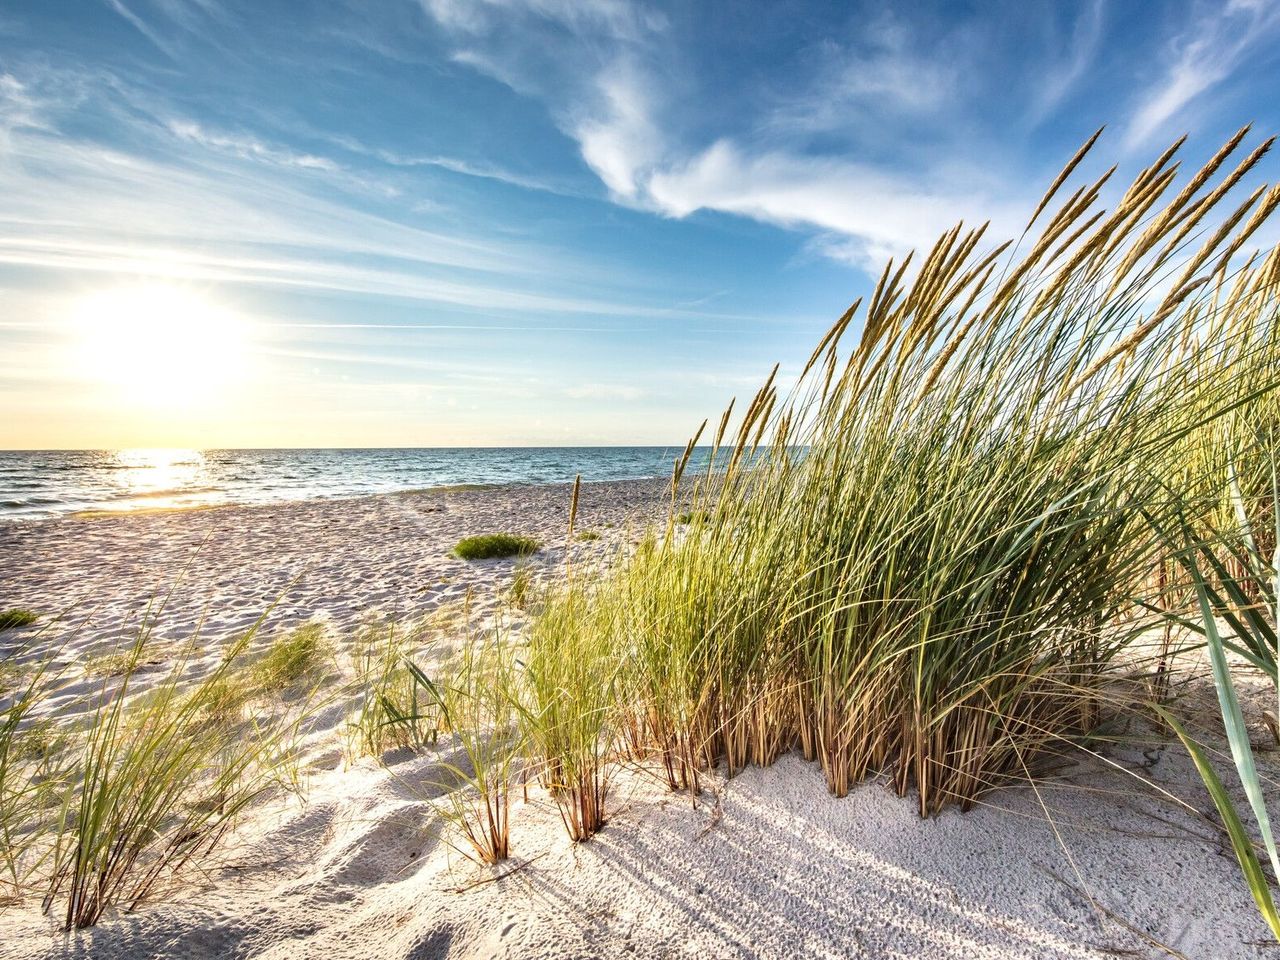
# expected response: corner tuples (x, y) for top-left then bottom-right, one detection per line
(0, 479), (1275, 958)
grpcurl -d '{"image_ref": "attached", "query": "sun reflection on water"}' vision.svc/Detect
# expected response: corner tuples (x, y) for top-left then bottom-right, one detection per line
(105, 448), (213, 512)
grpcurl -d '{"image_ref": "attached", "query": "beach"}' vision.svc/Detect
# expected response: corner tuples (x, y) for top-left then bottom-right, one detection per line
(0, 480), (1273, 959)
(0, 478), (669, 657)
(7, 3), (1280, 956)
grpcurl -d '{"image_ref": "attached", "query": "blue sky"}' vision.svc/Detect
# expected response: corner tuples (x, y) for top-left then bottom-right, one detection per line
(1, 0), (1279, 447)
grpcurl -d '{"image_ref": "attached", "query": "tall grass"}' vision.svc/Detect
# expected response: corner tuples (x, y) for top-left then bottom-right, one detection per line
(1150, 441), (1280, 938)
(0, 645), (71, 905)
(529, 127), (1280, 816)
(423, 629), (522, 864)
(44, 619), (308, 928)
(521, 583), (618, 840)
(347, 618), (441, 757)
(0, 604), (314, 927)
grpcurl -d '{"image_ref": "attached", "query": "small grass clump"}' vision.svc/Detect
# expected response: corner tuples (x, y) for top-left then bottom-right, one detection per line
(252, 622), (332, 692)
(191, 671), (254, 727)
(82, 652), (135, 680)
(0, 609), (38, 631)
(347, 619), (440, 758)
(47, 628), (307, 928)
(425, 629), (522, 864)
(452, 534), (540, 560)
(0, 605), (311, 928)
(574, 530), (602, 541)
(506, 565), (537, 608)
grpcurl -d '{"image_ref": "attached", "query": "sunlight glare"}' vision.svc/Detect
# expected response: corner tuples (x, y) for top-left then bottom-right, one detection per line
(70, 284), (251, 406)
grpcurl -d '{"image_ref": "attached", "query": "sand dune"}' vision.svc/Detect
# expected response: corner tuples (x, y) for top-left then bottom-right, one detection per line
(0, 480), (1273, 958)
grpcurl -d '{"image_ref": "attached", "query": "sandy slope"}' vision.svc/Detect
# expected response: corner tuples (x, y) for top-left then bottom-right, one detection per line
(0, 480), (1275, 959)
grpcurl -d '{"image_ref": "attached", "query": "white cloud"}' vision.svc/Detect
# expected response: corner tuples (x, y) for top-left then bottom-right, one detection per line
(103, 0), (177, 58)
(645, 141), (1018, 270)
(421, 0), (662, 41)
(329, 134), (578, 196)
(1124, 0), (1280, 149)
(572, 62), (663, 198)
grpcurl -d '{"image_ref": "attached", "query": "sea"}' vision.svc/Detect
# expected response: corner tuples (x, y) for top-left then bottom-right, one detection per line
(0, 448), (710, 521)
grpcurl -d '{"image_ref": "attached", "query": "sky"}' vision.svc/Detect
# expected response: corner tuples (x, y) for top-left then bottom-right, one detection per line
(1, 0), (1279, 448)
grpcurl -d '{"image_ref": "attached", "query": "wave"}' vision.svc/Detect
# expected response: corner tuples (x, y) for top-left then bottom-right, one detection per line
(109, 485), (223, 502)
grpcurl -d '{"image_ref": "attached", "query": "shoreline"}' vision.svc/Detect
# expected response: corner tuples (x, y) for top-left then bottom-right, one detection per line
(46, 477), (658, 521)
(0, 447), (702, 523)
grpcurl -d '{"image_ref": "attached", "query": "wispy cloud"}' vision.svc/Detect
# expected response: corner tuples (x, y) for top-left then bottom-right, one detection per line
(420, 0), (664, 42)
(168, 121), (338, 171)
(102, 0), (177, 58)
(422, 0), (1277, 275)
(1124, 0), (1280, 149)
(327, 136), (579, 196)
(0, 67), (785, 327)
(760, 13), (961, 139)
(423, 1), (1052, 270)
(1027, 1), (1105, 121)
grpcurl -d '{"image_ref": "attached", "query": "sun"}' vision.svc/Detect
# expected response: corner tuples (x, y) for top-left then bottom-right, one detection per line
(70, 283), (251, 407)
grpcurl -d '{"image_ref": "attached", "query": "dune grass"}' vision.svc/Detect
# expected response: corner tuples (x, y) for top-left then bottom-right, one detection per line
(521, 583), (617, 840)
(423, 629), (522, 864)
(0, 609), (38, 631)
(520, 127), (1280, 823)
(252, 622), (332, 692)
(0, 604), (316, 928)
(82, 651), (136, 680)
(0, 651), (71, 905)
(453, 534), (540, 560)
(347, 618), (440, 757)
(506, 564), (538, 609)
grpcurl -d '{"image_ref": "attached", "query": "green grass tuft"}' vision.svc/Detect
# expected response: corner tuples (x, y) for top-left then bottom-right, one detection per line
(82, 653), (135, 680)
(0, 609), (38, 631)
(574, 530), (602, 541)
(347, 618), (440, 758)
(252, 623), (331, 691)
(453, 534), (540, 560)
(506, 564), (537, 608)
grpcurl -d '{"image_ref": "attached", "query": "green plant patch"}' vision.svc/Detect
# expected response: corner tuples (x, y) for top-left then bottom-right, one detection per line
(83, 653), (135, 680)
(0, 608), (38, 630)
(252, 623), (331, 691)
(453, 534), (540, 560)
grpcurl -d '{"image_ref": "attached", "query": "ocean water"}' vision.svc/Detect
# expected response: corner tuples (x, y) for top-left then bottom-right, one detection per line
(0, 448), (707, 521)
